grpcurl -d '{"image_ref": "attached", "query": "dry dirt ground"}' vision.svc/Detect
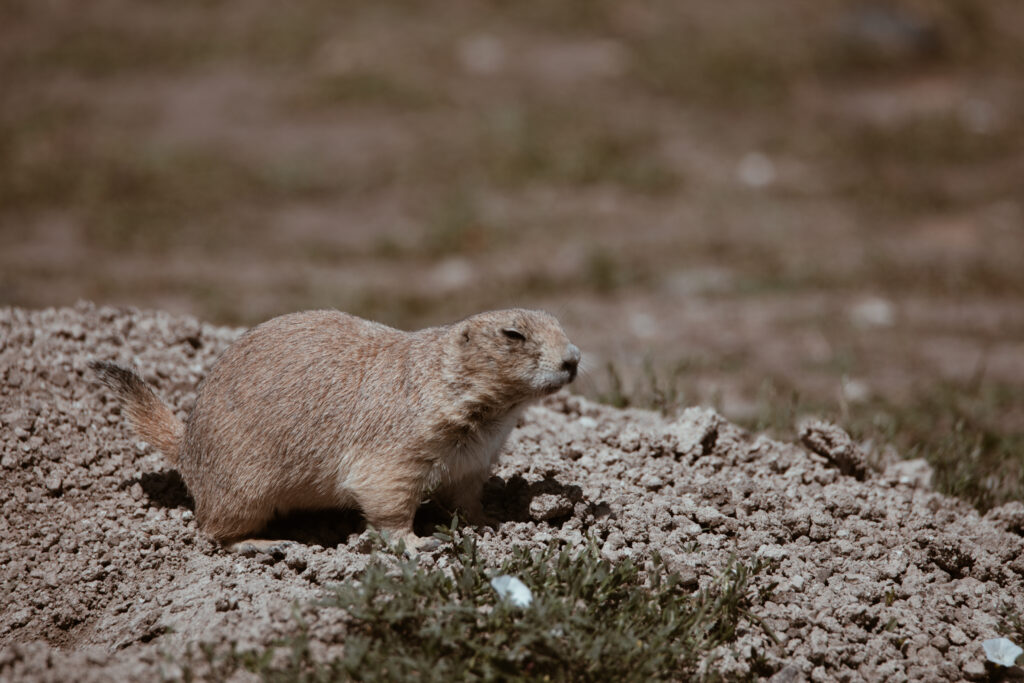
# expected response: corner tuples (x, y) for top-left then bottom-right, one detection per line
(3, 303), (1024, 681)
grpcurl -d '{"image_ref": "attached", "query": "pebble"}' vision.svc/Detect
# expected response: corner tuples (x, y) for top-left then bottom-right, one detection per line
(529, 493), (574, 521)
(44, 475), (63, 495)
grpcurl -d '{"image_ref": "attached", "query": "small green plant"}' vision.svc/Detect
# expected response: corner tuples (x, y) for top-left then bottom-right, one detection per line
(592, 359), (697, 416)
(184, 529), (775, 681)
(297, 71), (438, 110)
(999, 602), (1024, 647)
(595, 361), (630, 409)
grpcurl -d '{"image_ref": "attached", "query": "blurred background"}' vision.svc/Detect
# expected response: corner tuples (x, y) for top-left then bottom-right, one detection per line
(2, 0), (1022, 508)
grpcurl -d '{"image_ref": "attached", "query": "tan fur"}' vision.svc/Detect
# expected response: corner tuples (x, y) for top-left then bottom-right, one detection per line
(92, 309), (580, 550)
(90, 361), (183, 462)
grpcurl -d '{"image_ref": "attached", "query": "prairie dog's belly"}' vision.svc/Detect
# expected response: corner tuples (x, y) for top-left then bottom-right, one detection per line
(266, 456), (359, 514)
(272, 486), (357, 516)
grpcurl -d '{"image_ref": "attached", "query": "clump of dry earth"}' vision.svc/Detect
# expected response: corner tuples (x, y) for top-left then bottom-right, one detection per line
(2, 303), (1023, 681)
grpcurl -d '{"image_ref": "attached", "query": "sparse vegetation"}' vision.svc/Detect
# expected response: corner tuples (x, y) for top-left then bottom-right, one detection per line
(470, 106), (681, 194)
(291, 71), (442, 111)
(596, 363), (1024, 513)
(1000, 603), (1024, 658)
(843, 380), (1024, 513)
(594, 358), (700, 416)
(179, 529), (776, 681)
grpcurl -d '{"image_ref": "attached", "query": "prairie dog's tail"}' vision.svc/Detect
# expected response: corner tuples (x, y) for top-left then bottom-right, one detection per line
(90, 361), (184, 464)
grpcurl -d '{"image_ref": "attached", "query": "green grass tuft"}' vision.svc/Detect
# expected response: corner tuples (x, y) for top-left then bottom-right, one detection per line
(999, 603), (1024, 663)
(845, 380), (1024, 513)
(593, 359), (697, 416)
(181, 529), (776, 681)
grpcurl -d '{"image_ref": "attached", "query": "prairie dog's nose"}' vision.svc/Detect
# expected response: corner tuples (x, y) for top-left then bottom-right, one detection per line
(562, 344), (581, 381)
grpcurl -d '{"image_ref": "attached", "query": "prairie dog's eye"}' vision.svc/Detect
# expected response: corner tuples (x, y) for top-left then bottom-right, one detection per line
(502, 328), (526, 341)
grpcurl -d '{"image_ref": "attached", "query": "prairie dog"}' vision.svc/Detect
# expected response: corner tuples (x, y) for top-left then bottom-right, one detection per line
(91, 309), (580, 551)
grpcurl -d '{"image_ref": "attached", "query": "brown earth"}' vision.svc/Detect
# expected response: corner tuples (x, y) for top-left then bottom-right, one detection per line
(2, 303), (1023, 681)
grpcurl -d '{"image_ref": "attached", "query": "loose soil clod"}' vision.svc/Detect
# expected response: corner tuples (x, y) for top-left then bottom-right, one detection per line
(798, 418), (870, 480)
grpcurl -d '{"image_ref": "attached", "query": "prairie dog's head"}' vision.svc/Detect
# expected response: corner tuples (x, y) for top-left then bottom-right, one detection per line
(455, 309), (581, 399)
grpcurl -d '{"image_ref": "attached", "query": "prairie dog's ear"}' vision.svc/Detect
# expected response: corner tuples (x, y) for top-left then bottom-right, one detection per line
(501, 327), (526, 341)
(460, 322), (472, 344)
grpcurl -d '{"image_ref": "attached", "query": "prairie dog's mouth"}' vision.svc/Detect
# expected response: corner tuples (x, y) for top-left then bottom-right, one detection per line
(536, 367), (578, 395)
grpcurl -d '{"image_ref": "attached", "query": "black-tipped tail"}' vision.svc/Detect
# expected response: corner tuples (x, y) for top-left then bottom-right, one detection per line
(90, 361), (184, 463)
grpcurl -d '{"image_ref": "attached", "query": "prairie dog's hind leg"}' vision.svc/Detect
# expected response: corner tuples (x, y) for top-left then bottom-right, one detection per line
(200, 500), (280, 554)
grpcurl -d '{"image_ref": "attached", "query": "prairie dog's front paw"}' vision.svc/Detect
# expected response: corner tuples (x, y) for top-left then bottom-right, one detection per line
(386, 529), (442, 554)
(466, 511), (501, 529)
(404, 533), (441, 556)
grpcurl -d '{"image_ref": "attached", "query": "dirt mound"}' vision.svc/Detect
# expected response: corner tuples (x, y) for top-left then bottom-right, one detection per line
(2, 303), (1023, 681)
